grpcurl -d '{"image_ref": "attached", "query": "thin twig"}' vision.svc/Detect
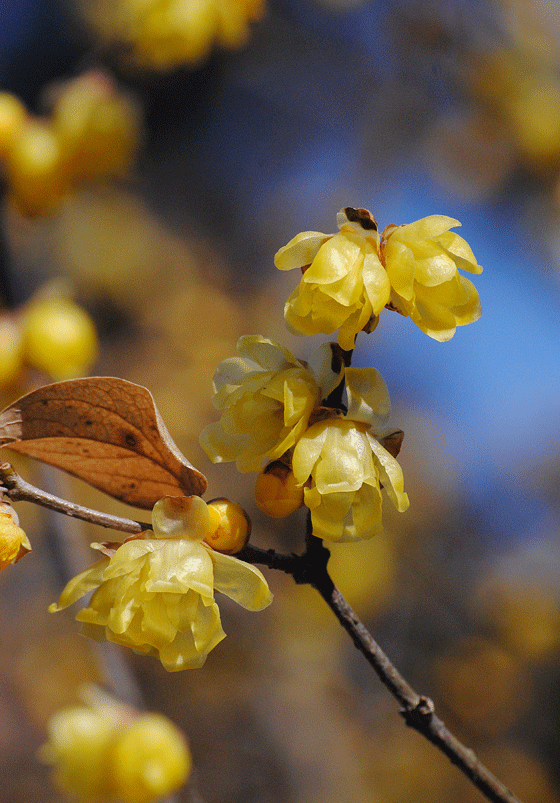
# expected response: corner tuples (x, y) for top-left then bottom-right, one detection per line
(315, 580), (521, 803)
(0, 463), (148, 534)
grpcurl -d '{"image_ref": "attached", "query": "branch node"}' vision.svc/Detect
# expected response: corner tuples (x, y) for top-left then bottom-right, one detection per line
(401, 695), (435, 728)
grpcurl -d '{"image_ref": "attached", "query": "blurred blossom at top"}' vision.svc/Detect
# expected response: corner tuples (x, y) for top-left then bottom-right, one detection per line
(80, 0), (266, 72)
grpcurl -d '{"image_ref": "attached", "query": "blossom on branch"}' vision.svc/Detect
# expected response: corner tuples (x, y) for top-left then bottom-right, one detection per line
(0, 501), (31, 570)
(50, 496), (272, 671)
(381, 215), (482, 341)
(274, 208), (391, 350)
(275, 208), (482, 346)
(199, 335), (344, 472)
(292, 366), (409, 542)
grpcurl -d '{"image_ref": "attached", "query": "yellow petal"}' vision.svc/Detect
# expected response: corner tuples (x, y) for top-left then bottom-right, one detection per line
(144, 540), (215, 597)
(437, 231), (483, 274)
(274, 231), (331, 270)
(303, 233), (363, 285)
(313, 424), (370, 494)
(361, 245), (391, 314)
(211, 550), (273, 611)
(152, 495), (210, 542)
(393, 215), (461, 243)
(237, 334), (297, 372)
(292, 421), (330, 483)
(367, 434), (409, 512)
(337, 301), (372, 351)
(307, 342), (344, 398)
(345, 367), (391, 428)
(49, 557), (109, 612)
(384, 239), (416, 300)
(199, 421), (248, 465)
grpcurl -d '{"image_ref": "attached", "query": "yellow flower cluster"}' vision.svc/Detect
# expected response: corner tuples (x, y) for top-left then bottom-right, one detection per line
(81, 0), (265, 72)
(201, 337), (409, 541)
(275, 208), (482, 344)
(50, 496), (272, 671)
(0, 71), (140, 216)
(0, 502), (31, 571)
(41, 686), (191, 803)
(200, 335), (344, 472)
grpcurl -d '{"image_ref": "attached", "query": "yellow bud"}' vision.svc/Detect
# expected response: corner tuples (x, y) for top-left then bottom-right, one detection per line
(0, 502), (31, 571)
(110, 713), (192, 803)
(255, 460), (304, 518)
(52, 71), (141, 182)
(5, 120), (69, 216)
(205, 498), (251, 553)
(0, 92), (28, 159)
(22, 297), (99, 379)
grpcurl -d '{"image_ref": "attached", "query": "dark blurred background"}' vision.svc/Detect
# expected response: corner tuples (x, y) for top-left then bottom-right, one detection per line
(1, 1), (560, 801)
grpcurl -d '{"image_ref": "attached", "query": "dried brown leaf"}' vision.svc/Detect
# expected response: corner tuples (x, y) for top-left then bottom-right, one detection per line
(0, 377), (207, 508)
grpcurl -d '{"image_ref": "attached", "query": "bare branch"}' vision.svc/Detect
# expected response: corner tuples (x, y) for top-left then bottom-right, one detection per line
(0, 462), (148, 534)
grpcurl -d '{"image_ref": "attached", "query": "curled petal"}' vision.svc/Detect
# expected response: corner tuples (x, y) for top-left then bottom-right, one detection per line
(302, 233), (363, 285)
(437, 231), (483, 274)
(367, 433), (409, 512)
(307, 342), (345, 399)
(49, 558), (110, 612)
(345, 367), (391, 428)
(212, 356), (259, 394)
(151, 495), (211, 542)
(237, 334), (298, 372)
(392, 215), (461, 243)
(211, 550), (273, 611)
(292, 421), (330, 485)
(361, 245), (391, 314)
(274, 231), (331, 271)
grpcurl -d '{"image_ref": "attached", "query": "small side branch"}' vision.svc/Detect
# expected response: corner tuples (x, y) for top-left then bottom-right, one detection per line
(0, 463), (148, 534)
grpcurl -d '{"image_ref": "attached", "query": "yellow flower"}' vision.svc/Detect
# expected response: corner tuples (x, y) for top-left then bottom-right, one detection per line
(274, 208), (391, 350)
(50, 496), (272, 671)
(41, 685), (191, 803)
(82, 0), (266, 72)
(289, 366), (408, 542)
(381, 215), (482, 341)
(0, 502), (31, 570)
(199, 335), (344, 472)
(292, 418), (409, 542)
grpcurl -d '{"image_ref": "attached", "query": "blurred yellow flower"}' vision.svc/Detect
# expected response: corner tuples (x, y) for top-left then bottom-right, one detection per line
(199, 335), (344, 472)
(0, 502), (31, 570)
(82, 0), (265, 72)
(41, 686), (191, 803)
(50, 496), (272, 671)
(381, 215), (482, 341)
(292, 417), (409, 542)
(275, 208), (391, 350)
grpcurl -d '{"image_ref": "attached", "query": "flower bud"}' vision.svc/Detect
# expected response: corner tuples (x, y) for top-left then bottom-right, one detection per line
(41, 688), (191, 803)
(22, 296), (99, 379)
(5, 120), (70, 216)
(255, 460), (304, 518)
(0, 502), (31, 570)
(205, 498), (251, 553)
(110, 713), (192, 803)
